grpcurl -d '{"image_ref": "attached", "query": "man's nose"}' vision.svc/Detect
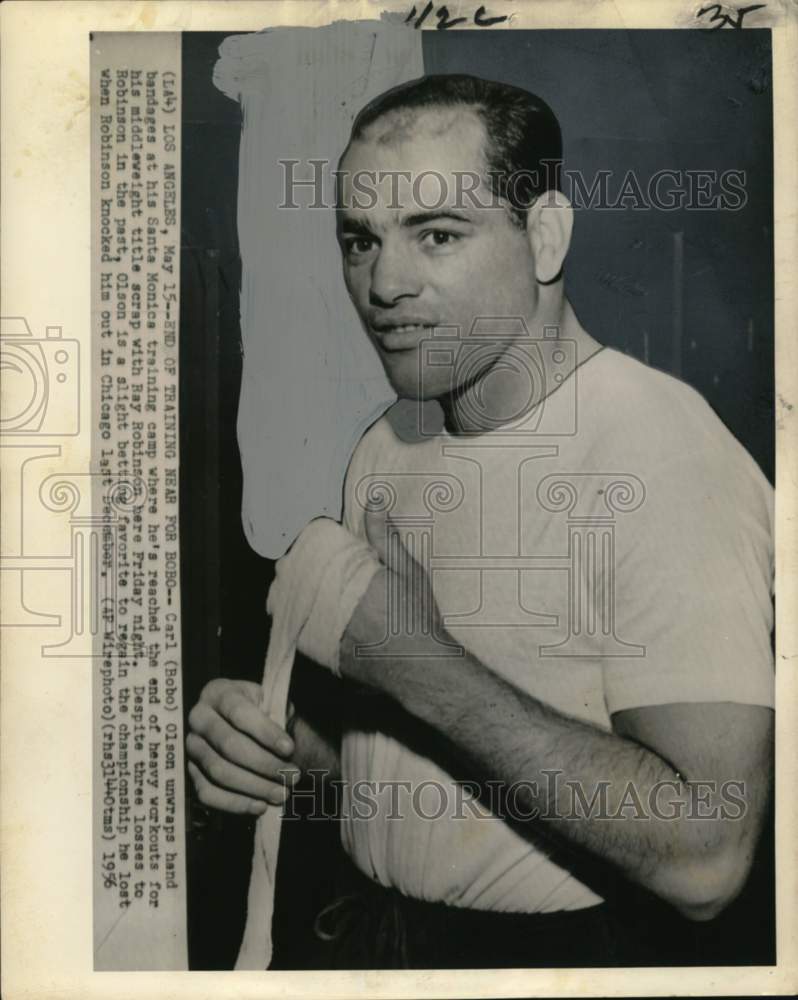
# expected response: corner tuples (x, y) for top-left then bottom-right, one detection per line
(369, 241), (421, 307)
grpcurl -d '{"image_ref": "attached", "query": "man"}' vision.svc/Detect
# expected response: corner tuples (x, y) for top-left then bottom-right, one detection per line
(187, 75), (774, 968)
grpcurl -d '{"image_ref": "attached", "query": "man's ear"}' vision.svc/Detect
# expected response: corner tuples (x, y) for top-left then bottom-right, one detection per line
(526, 190), (574, 284)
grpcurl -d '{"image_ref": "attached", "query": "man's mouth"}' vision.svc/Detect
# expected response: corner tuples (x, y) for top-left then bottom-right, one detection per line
(371, 321), (436, 352)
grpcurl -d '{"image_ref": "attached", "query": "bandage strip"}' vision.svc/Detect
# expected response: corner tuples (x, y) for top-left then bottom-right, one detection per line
(235, 517), (381, 970)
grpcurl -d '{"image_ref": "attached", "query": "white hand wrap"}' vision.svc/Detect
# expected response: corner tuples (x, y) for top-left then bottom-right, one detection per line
(235, 518), (381, 970)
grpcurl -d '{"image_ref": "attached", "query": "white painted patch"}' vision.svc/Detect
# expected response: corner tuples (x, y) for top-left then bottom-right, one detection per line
(214, 23), (423, 557)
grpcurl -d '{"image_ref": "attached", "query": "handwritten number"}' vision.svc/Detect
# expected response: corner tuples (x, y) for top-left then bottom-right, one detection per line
(405, 2), (433, 28)
(416, 2), (434, 28)
(405, 4), (509, 29)
(435, 5), (468, 29)
(409, 2), (762, 32)
(696, 3), (766, 30)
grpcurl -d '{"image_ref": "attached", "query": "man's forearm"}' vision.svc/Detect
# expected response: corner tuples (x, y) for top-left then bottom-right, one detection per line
(287, 658), (344, 783)
(342, 642), (750, 919)
(290, 710), (342, 781)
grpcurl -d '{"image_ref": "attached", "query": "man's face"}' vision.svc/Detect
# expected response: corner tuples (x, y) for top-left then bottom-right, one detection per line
(337, 108), (540, 400)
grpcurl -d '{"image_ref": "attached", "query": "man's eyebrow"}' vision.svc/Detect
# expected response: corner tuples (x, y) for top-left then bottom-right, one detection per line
(401, 210), (474, 228)
(337, 209), (474, 236)
(338, 215), (376, 237)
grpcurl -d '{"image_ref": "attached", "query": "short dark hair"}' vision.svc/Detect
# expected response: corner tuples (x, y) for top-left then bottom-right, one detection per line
(348, 74), (563, 227)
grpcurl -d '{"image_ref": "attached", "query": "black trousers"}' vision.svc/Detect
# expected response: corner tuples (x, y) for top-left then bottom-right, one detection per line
(273, 853), (665, 970)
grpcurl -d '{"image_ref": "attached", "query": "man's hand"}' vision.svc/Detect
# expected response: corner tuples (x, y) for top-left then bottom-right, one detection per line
(186, 678), (301, 816)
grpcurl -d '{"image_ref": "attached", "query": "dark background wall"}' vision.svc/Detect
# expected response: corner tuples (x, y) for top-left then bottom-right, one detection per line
(179, 29), (774, 970)
(424, 29), (774, 482)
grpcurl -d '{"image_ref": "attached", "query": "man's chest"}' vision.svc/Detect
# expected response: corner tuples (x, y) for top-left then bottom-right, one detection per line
(351, 441), (613, 729)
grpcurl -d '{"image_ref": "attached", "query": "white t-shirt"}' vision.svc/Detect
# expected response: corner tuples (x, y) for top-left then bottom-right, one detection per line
(338, 346), (774, 913)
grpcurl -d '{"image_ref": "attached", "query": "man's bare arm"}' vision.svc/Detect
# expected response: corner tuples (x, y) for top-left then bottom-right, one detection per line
(289, 708), (342, 780)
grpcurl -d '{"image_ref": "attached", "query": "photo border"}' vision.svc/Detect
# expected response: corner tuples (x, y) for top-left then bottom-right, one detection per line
(1, 1), (795, 997)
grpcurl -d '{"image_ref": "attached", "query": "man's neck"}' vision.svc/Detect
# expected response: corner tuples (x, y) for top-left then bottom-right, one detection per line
(439, 296), (603, 436)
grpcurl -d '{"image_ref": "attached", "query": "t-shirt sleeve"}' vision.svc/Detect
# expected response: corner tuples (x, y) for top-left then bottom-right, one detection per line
(601, 446), (774, 715)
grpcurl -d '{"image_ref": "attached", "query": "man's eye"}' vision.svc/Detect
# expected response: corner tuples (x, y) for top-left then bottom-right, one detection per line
(344, 237), (375, 256)
(421, 230), (459, 248)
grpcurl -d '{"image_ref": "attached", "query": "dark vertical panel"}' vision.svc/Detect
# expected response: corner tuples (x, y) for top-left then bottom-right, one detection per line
(180, 32), (265, 970)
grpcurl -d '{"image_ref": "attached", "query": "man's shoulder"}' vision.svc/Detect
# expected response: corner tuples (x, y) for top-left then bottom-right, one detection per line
(349, 404), (401, 460)
(590, 348), (715, 428)
(344, 401), (416, 492)
(348, 398), (440, 465)
(342, 403), (422, 531)
(587, 349), (763, 470)
(583, 349), (772, 529)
